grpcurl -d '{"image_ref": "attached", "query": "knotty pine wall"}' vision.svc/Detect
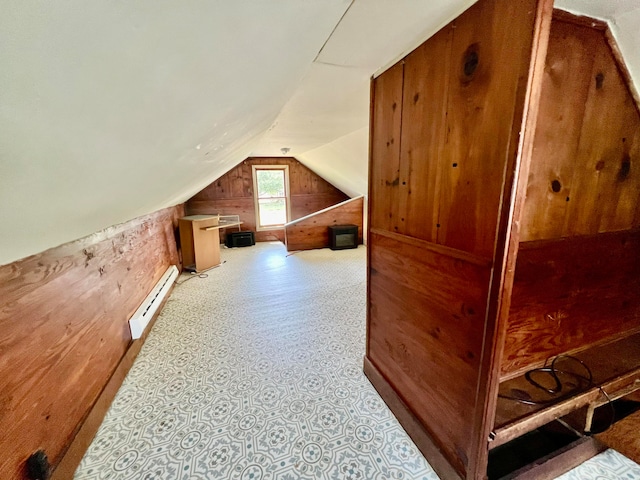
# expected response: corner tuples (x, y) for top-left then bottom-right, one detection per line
(501, 14), (640, 379)
(521, 16), (640, 241)
(284, 196), (364, 252)
(366, 0), (546, 477)
(0, 205), (183, 479)
(186, 157), (349, 243)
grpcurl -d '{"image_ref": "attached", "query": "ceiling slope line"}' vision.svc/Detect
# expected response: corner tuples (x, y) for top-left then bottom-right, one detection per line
(313, 59), (366, 69)
(313, 0), (356, 63)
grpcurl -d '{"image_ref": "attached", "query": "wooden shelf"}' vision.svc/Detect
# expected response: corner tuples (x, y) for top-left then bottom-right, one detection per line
(492, 333), (640, 448)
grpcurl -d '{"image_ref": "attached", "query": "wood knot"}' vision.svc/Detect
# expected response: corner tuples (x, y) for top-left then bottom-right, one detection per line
(551, 179), (562, 193)
(618, 155), (631, 181)
(595, 72), (604, 90)
(385, 177), (400, 187)
(462, 44), (480, 80)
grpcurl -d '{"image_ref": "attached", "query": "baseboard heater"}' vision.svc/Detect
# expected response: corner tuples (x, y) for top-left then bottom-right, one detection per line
(129, 265), (179, 340)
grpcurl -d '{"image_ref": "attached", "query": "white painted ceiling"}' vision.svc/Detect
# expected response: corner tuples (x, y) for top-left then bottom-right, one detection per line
(1, 0), (638, 265)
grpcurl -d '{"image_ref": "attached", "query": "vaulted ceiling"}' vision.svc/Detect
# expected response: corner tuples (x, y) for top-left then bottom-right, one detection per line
(1, 0), (638, 265)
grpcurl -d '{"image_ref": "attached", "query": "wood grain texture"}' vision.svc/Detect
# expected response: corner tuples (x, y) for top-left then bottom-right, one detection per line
(369, 62), (404, 233)
(494, 333), (640, 446)
(284, 197), (363, 252)
(367, 0), (545, 477)
(363, 357), (463, 480)
(371, 0), (542, 259)
(554, 9), (640, 114)
(435, 0), (539, 258)
(552, 9), (607, 30)
(0, 205), (183, 480)
(186, 157), (348, 243)
(398, 25), (453, 242)
(469, 0), (554, 475)
(367, 231), (491, 476)
(501, 230), (640, 379)
(521, 18), (640, 241)
(596, 409), (640, 464)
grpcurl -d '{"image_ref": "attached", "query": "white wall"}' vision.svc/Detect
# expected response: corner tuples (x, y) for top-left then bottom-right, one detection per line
(297, 127), (369, 198)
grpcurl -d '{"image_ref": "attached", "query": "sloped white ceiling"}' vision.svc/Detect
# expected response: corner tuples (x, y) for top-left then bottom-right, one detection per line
(1, 0), (638, 265)
(0, 0), (351, 265)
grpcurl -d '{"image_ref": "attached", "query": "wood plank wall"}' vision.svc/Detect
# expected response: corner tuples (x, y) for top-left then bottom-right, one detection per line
(502, 16), (640, 379)
(503, 230), (640, 379)
(284, 196), (364, 251)
(366, 0), (540, 477)
(0, 205), (183, 479)
(186, 157), (349, 243)
(521, 17), (640, 241)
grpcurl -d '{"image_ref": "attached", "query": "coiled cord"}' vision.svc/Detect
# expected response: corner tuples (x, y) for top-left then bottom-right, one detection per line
(498, 355), (615, 433)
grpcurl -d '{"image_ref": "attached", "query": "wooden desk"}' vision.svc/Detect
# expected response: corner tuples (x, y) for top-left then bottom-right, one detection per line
(179, 215), (243, 272)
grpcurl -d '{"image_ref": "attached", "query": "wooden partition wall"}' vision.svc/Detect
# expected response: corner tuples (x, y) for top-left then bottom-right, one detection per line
(366, 0), (640, 479)
(366, 0), (549, 477)
(502, 13), (640, 380)
(284, 196), (364, 252)
(186, 157), (349, 243)
(0, 205), (183, 479)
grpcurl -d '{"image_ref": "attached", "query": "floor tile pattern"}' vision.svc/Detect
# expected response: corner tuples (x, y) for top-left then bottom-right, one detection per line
(76, 243), (437, 479)
(557, 449), (640, 480)
(75, 243), (640, 479)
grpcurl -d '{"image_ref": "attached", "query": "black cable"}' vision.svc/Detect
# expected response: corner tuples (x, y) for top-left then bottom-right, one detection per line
(498, 355), (616, 434)
(498, 355), (593, 405)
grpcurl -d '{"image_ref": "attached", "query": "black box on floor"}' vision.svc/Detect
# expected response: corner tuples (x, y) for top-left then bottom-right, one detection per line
(225, 231), (255, 248)
(329, 225), (358, 250)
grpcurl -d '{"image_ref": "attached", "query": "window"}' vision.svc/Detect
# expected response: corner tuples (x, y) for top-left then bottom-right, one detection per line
(252, 165), (291, 230)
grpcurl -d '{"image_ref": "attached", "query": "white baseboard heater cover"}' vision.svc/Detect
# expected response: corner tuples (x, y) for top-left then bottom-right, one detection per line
(129, 265), (179, 340)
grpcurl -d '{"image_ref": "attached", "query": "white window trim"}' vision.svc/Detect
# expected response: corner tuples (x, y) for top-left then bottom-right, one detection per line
(252, 165), (291, 231)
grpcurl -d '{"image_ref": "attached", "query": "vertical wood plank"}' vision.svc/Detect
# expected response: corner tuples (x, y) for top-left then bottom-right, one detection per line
(367, 0), (548, 478)
(369, 63), (404, 233)
(519, 21), (598, 240)
(399, 26), (453, 242)
(437, 0), (540, 259)
(521, 19), (640, 240)
(566, 30), (640, 235)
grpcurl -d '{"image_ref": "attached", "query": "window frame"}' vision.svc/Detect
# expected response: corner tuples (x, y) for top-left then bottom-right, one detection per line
(252, 165), (291, 231)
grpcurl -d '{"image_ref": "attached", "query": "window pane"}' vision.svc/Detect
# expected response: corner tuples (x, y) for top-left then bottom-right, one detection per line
(258, 198), (287, 226)
(256, 170), (285, 198)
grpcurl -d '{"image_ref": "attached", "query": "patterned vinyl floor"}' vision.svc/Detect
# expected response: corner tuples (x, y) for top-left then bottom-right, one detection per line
(75, 242), (640, 479)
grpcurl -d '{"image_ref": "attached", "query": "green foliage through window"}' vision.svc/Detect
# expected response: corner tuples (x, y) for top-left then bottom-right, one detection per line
(255, 168), (288, 228)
